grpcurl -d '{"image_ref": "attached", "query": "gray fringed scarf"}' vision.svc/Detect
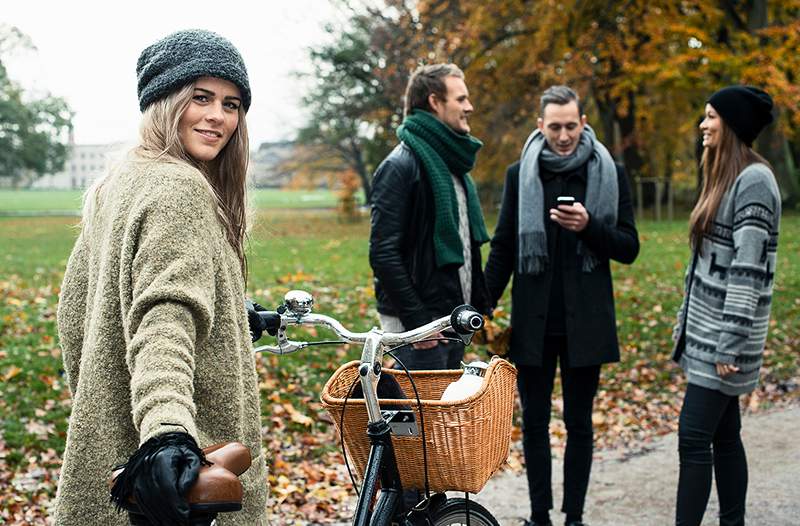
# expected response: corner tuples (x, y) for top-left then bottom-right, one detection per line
(518, 124), (618, 274)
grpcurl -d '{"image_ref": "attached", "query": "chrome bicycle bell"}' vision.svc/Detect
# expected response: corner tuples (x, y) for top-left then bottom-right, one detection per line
(284, 290), (314, 315)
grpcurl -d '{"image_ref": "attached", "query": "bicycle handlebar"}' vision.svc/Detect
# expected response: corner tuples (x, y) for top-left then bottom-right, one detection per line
(252, 289), (485, 426)
(253, 290), (484, 355)
(253, 306), (484, 355)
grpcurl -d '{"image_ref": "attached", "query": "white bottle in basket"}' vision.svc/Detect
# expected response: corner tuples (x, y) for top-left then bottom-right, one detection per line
(440, 361), (489, 401)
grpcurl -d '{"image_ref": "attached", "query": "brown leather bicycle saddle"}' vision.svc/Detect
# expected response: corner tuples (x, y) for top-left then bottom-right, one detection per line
(110, 441), (252, 513)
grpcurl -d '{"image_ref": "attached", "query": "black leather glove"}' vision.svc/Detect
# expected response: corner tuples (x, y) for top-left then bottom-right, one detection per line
(110, 431), (208, 525)
(245, 299), (268, 342)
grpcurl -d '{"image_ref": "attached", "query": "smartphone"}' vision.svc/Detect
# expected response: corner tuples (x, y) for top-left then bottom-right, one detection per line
(557, 196), (576, 206)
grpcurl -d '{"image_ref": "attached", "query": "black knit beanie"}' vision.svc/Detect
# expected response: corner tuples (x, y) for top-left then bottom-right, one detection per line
(137, 29), (251, 112)
(707, 85), (773, 146)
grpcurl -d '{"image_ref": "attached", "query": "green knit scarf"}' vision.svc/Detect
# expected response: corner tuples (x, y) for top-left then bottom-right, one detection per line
(397, 110), (489, 268)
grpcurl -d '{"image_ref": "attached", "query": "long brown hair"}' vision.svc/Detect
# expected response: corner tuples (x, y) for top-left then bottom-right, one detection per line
(136, 83), (250, 279)
(689, 117), (768, 251)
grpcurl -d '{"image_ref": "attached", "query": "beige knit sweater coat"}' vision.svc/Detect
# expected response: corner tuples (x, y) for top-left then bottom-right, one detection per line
(54, 157), (268, 524)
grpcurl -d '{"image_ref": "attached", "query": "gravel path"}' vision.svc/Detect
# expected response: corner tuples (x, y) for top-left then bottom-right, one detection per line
(473, 406), (800, 525)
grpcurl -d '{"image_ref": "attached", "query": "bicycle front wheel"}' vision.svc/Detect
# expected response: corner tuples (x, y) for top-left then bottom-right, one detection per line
(428, 497), (499, 526)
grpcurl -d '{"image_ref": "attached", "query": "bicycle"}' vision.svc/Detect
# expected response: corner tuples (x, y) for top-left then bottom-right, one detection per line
(253, 290), (507, 526)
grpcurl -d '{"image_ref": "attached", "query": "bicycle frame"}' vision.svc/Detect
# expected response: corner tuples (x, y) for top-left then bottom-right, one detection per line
(254, 290), (483, 525)
(354, 419), (404, 524)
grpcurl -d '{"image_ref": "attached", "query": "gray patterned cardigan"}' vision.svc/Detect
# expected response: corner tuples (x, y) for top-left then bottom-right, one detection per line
(672, 163), (781, 396)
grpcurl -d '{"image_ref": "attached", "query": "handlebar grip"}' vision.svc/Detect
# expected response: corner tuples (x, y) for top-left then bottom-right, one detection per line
(257, 311), (282, 336)
(450, 304), (485, 334)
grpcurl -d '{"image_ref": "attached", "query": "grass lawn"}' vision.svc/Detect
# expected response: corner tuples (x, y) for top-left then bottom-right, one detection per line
(0, 188), (364, 213)
(1, 209), (797, 521)
(0, 190), (84, 213)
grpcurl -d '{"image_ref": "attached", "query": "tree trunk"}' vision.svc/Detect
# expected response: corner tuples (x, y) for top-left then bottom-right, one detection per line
(758, 127), (800, 207)
(616, 91), (644, 178)
(745, 1), (797, 206)
(594, 94), (617, 156)
(747, 0), (768, 32)
(695, 115), (705, 192)
(614, 90), (648, 209)
(786, 139), (800, 207)
(348, 139), (372, 204)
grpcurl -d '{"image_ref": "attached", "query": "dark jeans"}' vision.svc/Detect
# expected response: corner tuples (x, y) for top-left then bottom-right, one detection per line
(517, 335), (600, 517)
(676, 383), (747, 526)
(391, 338), (464, 371)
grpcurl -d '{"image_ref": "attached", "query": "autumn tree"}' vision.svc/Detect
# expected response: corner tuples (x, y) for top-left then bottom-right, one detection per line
(0, 25), (73, 187)
(301, 1), (800, 206)
(414, 0), (800, 205)
(297, 0), (431, 203)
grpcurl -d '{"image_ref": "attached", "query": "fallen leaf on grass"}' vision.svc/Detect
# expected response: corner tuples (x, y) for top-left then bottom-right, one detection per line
(3, 366), (22, 381)
(285, 403), (314, 426)
(25, 420), (54, 440)
(277, 271), (315, 284)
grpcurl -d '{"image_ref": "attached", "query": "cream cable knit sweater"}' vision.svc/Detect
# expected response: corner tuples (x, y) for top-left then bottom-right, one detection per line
(55, 156), (268, 524)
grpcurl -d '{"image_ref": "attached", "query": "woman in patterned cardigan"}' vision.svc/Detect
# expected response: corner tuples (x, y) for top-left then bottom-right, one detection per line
(672, 86), (781, 526)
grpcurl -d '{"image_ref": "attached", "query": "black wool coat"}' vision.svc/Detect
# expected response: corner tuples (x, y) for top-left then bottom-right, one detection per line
(484, 160), (639, 367)
(369, 143), (491, 331)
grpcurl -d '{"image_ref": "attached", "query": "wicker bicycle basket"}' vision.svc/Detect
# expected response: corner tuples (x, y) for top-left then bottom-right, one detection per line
(320, 357), (517, 494)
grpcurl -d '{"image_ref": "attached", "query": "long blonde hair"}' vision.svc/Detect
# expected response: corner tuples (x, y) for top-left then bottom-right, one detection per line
(689, 118), (768, 251)
(135, 83), (250, 278)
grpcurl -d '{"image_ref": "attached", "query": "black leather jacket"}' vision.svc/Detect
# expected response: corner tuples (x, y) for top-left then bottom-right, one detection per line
(369, 143), (490, 330)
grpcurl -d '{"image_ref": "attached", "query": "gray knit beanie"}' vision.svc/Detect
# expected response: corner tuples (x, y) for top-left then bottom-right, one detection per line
(136, 29), (251, 112)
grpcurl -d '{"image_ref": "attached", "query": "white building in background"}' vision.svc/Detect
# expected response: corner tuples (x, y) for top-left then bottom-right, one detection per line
(32, 140), (301, 190)
(248, 141), (297, 188)
(31, 142), (126, 189)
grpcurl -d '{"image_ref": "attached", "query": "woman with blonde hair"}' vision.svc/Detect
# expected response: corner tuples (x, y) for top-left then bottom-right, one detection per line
(672, 86), (781, 525)
(55, 30), (267, 525)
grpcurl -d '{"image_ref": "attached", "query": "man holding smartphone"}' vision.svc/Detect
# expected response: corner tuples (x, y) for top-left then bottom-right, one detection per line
(484, 86), (639, 526)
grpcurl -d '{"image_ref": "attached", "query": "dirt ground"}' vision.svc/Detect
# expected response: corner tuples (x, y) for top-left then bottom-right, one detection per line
(473, 406), (800, 525)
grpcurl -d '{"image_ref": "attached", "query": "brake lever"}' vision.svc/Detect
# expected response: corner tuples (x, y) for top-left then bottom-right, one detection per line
(276, 323), (290, 349)
(253, 315), (317, 355)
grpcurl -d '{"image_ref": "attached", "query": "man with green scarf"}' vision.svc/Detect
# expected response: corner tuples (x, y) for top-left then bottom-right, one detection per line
(369, 63), (491, 370)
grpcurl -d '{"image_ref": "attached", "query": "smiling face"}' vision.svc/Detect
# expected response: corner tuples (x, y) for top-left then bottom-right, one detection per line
(178, 76), (242, 162)
(429, 76), (474, 134)
(699, 103), (722, 149)
(537, 100), (587, 156)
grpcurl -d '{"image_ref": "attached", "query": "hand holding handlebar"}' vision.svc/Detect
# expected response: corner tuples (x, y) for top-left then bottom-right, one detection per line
(110, 432), (207, 524)
(246, 300), (280, 342)
(412, 332), (443, 350)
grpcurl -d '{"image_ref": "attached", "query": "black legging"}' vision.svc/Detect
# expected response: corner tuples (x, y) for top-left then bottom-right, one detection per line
(676, 383), (748, 526)
(517, 335), (600, 518)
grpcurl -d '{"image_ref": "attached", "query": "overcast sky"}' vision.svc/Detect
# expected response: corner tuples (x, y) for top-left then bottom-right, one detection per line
(3, 0), (342, 147)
